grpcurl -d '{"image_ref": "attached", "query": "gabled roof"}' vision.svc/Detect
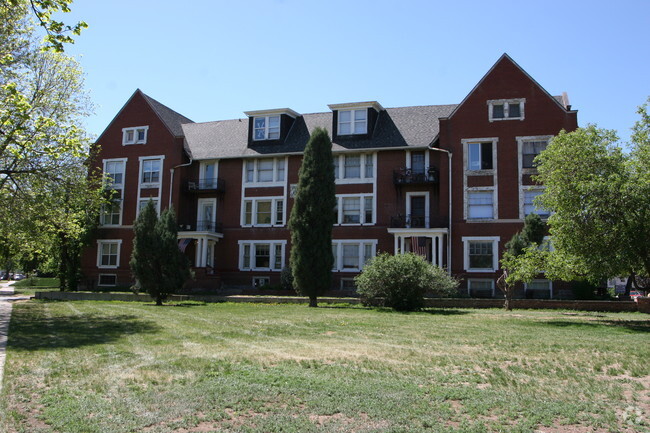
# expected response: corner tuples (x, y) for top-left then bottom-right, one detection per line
(95, 89), (193, 143)
(182, 104), (457, 160)
(141, 92), (194, 137)
(442, 53), (572, 121)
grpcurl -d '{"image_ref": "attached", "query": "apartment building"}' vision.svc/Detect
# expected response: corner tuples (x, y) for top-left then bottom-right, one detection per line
(80, 54), (578, 298)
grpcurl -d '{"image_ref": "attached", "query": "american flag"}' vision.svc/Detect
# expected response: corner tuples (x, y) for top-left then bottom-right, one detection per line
(178, 238), (192, 253)
(411, 236), (428, 258)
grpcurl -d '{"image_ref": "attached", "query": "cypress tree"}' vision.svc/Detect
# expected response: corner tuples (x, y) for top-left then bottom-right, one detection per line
(130, 201), (189, 305)
(289, 127), (336, 307)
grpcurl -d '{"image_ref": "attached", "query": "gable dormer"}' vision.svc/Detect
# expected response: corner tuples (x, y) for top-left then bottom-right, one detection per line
(328, 101), (383, 139)
(244, 108), (299, 145)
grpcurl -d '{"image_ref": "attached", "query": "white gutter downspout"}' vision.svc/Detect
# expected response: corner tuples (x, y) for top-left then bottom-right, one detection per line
(429, 146), (452, 275)
(169, 157), (193, 209)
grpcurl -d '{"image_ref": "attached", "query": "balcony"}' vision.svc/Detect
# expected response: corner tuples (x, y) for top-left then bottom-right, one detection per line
(393, 167), (439, 185)
(178, 220), (223, 234)
(186, 178), (225, 194)
(390, 214), (448, 229)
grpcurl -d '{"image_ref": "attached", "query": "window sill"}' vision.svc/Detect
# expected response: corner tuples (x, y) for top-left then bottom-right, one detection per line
(465, 170), (495, 176)
(466, 268), (496, 273)
(97, 265), (118, 269)
(489, 117), (524, 122)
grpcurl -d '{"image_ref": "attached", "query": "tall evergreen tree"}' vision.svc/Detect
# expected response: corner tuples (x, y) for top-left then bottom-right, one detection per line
(289, 128), (336, 307)
(130, 201), (189, 305)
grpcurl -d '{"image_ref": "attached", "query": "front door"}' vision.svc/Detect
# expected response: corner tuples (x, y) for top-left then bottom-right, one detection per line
(198, 199), (216, 231)
(410, 196), (425, 228)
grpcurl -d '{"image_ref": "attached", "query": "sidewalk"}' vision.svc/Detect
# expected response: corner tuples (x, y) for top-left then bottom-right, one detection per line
(0, 281), (31, 394)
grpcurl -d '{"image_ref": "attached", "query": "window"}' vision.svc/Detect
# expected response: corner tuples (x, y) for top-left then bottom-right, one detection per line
(335, 194), (374, 225)
(242, 197), (284, 226)
(488, 99), (525, 121)
(522, 139), (548, 168)
(103, 159), (126, 187)
(333, 154), (374, 182)
(525, 279), (552, 299)
(243, 158), (286, 185)
(122, 126), (148, 145)
(98, 274), (117, 287)
(138, 198), (159, 215)
(467, 191), (494, 219)
(101, 200), (122, 226)
(331, 240), (377, 272)
(252, 277), (271, 288)
(523, 189), (549, 217)
(239, 241), (286, 271)
(340, 279), (357, 291)
(463, 237), (499, 272)
(338, 109), (367, 135)
(467, 142), (493, 170)
(141, 158), (162, 185)
(97, 240), (121, 269)
(468, 279), (494, 298)
(253, 116), (280, 140)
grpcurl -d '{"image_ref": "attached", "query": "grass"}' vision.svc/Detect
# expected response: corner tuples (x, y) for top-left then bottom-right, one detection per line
(0, 301), (648, 433)
(9, 277), (59, 296)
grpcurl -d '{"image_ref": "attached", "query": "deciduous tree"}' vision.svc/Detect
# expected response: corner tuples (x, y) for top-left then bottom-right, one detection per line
(289, 128), (336, 307)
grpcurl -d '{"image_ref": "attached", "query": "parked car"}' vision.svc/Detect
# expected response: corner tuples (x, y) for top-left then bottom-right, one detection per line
(629, 290), (644, 301)
(13, 273), (26, 281)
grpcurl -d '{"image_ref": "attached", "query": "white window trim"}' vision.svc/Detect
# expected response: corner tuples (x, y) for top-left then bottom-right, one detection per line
(102, 157), (127, 189)
(122, 126), (149, 145)
(520, 186), (550, 220)
(462, 236), (500, 272)
(197, 198), (217, 230)
(333, 153), (375, 185)
(252, 115), (281, 141)
(100, 199), (123, 227)
(242, 157), (286, 187)
(487, 99), (525, 122)
(137, 198), (161, 217)
(238, 240), (287, 272)
(337, 109), (368, 135)
(462, 138), (498, 174)
(199, 160), (219, 186)
(467, 279), (496, 297)
(241, 196), (285, 227)
(465, 187), (497, 221)
(138, 155), (165, 189)
(524, 279), (553, 298)
(252, 276), (271, 287)
(96, 239), (122, 269)
(335, 193), (375, 226)
(332, 239), (377, 273)
(516, 135), (552, 174)
(97, 274), (117, 287)
(405, 191), (429, 228)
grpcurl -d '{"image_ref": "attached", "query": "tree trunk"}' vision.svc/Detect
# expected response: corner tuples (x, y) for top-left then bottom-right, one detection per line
(155, 297), (163, 306)
(504, 291), (512, 311)
(308, 296), (318, 308)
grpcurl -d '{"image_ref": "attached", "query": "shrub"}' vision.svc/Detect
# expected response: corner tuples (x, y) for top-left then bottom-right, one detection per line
(355, 253), (459, 311)
(281, 266), (294, 291)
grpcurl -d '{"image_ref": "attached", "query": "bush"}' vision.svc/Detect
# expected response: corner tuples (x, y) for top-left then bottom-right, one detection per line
(355, 253), (459, 311)
(281, 266), (294, 291)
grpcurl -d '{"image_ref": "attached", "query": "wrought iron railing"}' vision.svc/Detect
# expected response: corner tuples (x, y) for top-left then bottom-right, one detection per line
(186, 178), (226, 192)
(393, 167), (439, 185)
(178, 220), (223, 233)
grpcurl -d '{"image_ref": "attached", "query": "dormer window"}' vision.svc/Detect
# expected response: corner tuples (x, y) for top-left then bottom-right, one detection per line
(488, 99), (525, 122)
(338, 109), (367, 135)
(122, 126), (148, 145)
(253, 116), (280, 141)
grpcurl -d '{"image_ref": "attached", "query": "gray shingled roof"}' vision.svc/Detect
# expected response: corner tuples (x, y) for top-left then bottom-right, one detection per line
(141, 92), (194, 137)
(182, 104), (457, 160)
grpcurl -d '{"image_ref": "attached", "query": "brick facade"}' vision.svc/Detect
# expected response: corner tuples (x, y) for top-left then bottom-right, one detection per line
(81, 54), (579, 298)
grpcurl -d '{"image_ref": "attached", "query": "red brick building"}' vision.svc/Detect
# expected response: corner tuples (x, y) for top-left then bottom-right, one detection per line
(81, 54), (578, 298)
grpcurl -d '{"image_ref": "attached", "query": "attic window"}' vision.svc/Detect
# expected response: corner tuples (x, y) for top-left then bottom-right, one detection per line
(253, 116), (280, 141)
(488, 99), (525, 122)
(122, 126), (148, 145)
(338, 109), (367, 135)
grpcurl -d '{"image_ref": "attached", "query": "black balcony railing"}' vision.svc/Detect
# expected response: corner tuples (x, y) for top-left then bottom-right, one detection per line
(390, 214), (448, 229)
(178, 220), (223, 233)
(186, 178), (225, 193)
(393, 167), (439, 185)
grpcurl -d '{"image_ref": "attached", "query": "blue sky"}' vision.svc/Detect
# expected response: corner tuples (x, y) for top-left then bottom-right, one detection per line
(62, 0), (649, 145)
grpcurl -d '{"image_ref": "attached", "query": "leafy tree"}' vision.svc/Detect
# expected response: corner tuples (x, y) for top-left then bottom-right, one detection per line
(534, 100), (650, 290)
(499, 213), (547, 310)
(289, 127), (336, 307)
(355, 252), (458, 311)
(130, 202), (190, 305)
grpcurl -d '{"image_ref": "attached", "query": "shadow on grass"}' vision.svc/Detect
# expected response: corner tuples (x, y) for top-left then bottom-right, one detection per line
(534, 319), (650, 333)
(8, 309), (161, 351)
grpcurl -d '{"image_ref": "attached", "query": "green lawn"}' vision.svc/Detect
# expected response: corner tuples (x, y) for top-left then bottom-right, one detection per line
(1, 301), (648, 433)
(9, 277), (59, 296)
